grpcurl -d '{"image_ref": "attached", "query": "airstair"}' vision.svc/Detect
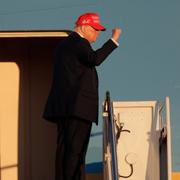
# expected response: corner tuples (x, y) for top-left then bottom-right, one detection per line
(103, 92), (172, 180)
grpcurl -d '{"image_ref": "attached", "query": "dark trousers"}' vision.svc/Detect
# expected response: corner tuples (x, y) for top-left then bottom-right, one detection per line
(55, 116), (92, 180)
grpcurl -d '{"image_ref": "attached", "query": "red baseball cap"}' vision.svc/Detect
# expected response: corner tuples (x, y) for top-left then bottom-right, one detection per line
(75, 12), (106, 31)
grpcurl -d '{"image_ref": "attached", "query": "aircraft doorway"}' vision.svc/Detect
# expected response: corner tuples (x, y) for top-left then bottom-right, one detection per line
(0, 31), (69, 180)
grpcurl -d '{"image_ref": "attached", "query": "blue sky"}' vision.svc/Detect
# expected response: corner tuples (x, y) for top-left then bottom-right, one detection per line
(1, 0), (180, 171)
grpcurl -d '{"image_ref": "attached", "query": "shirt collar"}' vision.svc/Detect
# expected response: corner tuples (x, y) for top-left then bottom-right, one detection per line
(75, 31), (84, 38)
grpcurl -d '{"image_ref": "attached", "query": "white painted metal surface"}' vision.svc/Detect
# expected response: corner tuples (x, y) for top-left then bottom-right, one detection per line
(113, 101), (160, 180)
(0, 31), (69, 38)
(166, 97), (172, 180)
(0, 63), (19, 180)
(103, 98), (172, 180)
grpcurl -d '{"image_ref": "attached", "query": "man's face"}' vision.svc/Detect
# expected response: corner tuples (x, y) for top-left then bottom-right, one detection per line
(83, 26), (100, 43)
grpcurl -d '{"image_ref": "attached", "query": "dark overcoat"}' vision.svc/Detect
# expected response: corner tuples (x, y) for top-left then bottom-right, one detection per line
(43, 32), (117, 124)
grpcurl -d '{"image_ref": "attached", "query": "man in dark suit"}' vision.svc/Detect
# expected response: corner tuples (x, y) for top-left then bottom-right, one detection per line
(43, 12), (122, 180)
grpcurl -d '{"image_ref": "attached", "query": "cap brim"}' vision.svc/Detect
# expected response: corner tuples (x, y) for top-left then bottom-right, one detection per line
(92, 24), (106, 31)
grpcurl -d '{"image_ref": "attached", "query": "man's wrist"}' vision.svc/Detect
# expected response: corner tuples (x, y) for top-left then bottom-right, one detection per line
(111, 38), (119, 46)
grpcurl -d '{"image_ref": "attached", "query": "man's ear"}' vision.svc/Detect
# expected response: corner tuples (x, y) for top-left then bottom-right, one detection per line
(81, 25), (87, 34)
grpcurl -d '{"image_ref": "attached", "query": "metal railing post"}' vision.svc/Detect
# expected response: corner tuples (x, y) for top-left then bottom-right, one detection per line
(104, 91), (119, 180)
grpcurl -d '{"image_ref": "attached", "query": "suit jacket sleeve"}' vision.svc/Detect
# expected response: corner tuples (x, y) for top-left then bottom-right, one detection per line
(77, 38), (118, 66)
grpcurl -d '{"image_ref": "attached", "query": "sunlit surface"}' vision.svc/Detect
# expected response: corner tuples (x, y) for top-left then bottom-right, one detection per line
(0, 62), (19, 180)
